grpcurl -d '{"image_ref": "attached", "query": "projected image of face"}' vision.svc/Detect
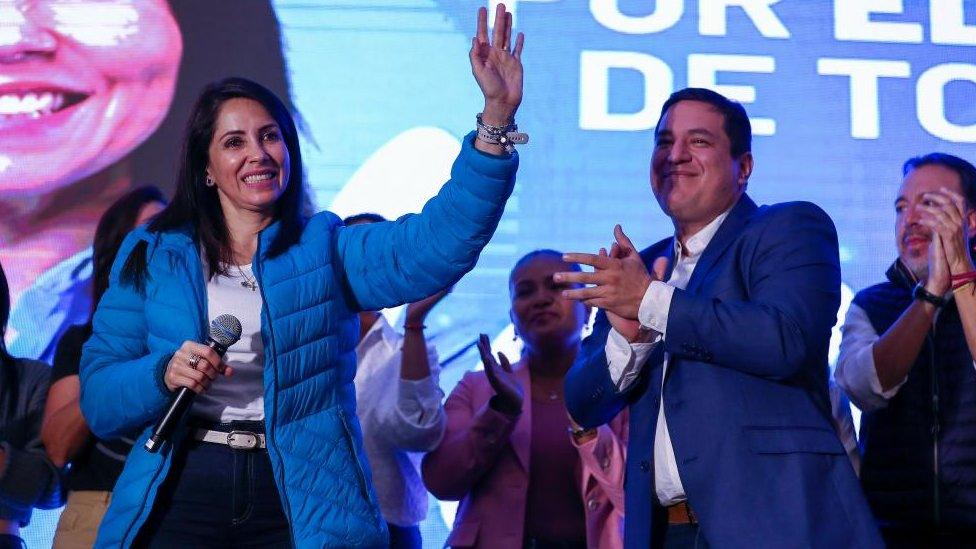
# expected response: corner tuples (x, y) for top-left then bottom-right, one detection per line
(896, 164), (965, 280)
(651, 101), (747, 233)
(0, 0), (181, 195)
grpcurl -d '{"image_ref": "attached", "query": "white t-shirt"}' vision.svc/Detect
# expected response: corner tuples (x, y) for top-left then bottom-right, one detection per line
(192, 263), (266, 422)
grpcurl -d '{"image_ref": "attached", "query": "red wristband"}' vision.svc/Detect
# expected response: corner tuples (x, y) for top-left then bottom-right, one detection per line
(950, 271), (976, 282)
(951, 271), (976, 290)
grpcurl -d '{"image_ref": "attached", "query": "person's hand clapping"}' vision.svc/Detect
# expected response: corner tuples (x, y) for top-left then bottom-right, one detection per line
(918, 188), (976, 289)
(557, 225), (668, 342)
(477, 333), (523, 416)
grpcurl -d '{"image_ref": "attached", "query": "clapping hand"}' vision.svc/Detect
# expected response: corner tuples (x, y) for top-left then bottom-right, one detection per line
(918, 187), (976, 295)
(557, 225), (668, 342)
(477, 333), (523, 415)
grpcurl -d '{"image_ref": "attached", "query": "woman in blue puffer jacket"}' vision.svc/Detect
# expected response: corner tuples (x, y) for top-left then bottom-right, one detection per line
(79, 6), (525, 547)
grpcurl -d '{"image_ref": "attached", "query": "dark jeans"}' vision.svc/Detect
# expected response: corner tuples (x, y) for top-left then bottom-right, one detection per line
(135, 436), (291, 548)
(881, 526), (976, 549)
(662, 523), (709, 549)
(388, 522), (421, 549)
(0, 535), (25, 549)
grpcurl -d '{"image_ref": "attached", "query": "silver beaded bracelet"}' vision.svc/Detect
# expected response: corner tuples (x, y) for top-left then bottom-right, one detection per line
(476, 113), (529, 154)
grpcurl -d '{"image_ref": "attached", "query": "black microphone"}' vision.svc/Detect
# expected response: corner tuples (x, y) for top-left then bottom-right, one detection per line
(144, 314), (242, 453)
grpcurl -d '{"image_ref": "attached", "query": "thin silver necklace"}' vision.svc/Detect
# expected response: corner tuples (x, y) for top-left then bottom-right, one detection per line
(237, 264), (258, 291)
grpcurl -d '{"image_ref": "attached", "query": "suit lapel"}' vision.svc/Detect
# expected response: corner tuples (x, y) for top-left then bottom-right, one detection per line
(511, 364), (532, 472)
(684, 194), (758, 295)
(642, 237), (677, 280)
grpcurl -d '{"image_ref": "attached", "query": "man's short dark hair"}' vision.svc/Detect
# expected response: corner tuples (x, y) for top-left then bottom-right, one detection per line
(343, 212), (387, 226)
(903, 153), (976, 209)
(655, 88), (752, 158)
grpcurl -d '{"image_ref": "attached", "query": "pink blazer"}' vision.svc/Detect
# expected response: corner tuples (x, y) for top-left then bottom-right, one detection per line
(422, 364), (627, 548)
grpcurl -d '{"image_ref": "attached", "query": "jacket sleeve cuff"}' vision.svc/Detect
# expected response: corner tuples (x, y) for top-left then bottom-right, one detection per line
(606, 328), (659, 392)
(153, 353), (174, 399)
(473, 400), (520, 447)
(458, 131), (519, 185)
(638, 280), (674, 335)
(396, 376), (446, 428)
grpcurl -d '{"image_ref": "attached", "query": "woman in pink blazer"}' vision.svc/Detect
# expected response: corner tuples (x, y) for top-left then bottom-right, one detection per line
(422, 250), (627, 548)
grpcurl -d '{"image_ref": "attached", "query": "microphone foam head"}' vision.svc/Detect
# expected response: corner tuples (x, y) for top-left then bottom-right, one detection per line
(210, 314), (243, 348)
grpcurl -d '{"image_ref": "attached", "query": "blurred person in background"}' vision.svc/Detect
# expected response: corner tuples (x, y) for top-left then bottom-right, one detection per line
(423, 250), (626, 549)
(344, 212), (449, 549)
(835, 153), (976, 546)
(41, 186), (166, 549)
(0, 259), (62, 549)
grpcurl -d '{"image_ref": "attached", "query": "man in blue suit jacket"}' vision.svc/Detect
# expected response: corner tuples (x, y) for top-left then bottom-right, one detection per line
(560, 88), (882, 548)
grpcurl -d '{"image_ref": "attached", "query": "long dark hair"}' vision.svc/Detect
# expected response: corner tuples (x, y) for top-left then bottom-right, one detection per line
(91, 186), (166, 313)
(130, 77), (307, 284)
(0, 260), (18, 415)
(127, 0), (295, 191)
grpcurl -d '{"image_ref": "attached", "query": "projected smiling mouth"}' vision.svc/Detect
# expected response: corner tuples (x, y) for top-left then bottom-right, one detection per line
(0, 88), (90, 121)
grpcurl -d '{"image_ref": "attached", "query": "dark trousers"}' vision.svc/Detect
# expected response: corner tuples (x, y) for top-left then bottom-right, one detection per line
(135, 438), (291, 548)
(662, 523), (709, 549)
(388, 522), (422, 549)
(881, 526), (976, 549)
(0, 535), (25, 549)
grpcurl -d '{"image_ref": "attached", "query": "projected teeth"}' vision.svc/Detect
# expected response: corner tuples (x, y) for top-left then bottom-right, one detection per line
(0, 92), (62, 116)
(243, 173), (275, 183)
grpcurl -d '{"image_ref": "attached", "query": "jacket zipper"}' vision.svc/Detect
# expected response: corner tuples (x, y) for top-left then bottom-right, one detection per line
(122, 239), (209, 545)
(252, 237), (297, 547)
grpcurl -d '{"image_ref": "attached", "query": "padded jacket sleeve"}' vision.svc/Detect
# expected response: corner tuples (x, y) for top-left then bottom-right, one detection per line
(79, 231), (173, 440)
(336, 132), (518, 311)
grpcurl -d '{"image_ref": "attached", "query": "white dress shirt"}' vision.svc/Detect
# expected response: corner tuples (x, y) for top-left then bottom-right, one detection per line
(834, 300), (976, 413)
(355, 315), (446, 526)
(605, 211), (730, 506)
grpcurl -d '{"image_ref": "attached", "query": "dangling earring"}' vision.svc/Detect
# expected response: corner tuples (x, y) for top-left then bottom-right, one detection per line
(205, 176), (215, 187)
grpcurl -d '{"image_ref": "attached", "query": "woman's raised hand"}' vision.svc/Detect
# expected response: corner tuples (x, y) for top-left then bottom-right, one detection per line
(470, 4), (524, 127)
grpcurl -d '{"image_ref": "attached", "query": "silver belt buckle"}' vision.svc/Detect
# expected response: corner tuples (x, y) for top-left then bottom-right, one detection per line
(226, 430), (259, 450)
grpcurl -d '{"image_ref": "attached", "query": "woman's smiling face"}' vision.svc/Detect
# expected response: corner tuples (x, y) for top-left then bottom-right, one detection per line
(206, 97), (291, 216)
(0, 0), (182, 195)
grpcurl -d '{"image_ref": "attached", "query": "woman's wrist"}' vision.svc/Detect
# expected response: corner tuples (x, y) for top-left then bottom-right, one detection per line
(480, 103), (515, 127)
(568, 424), (597, 444)
(403, 315), (427, 330)
(949, 260), (976, 277)
(489, 394), (521, 416)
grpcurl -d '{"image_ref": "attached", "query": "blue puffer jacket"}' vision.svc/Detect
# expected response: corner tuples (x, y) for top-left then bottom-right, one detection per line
(80, 134), (517, 548)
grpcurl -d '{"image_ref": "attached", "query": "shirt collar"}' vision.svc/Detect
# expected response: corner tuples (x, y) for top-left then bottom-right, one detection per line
(356, 314), (397, 354)
(673, 209), (732, 260)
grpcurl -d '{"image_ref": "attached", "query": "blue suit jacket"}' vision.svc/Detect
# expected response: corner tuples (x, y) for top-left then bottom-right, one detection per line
(565, 195), (883, 548)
